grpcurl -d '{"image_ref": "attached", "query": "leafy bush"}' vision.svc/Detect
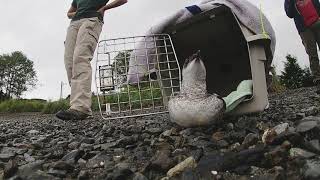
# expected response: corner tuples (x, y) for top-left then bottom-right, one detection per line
(0, 99), (46, 113)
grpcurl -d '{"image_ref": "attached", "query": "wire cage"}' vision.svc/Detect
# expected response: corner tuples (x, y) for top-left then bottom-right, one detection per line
(95, 34), (181, 120)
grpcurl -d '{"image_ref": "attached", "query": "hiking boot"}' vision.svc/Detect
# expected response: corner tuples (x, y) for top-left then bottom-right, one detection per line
(55, 109), (89, 121)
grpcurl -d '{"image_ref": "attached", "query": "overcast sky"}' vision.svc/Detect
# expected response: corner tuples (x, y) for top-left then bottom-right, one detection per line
(0, 0), (308, 100)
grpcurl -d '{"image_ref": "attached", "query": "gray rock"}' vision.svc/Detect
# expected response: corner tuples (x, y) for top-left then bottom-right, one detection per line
(273, 123), (289, 135)
(116, 136), (138, 147)
(147, 128), (163, 134)
(302, 106), (319, 116)
(49, 146), (65, 159)
(68, 141), (80, 149)
(87, 152), (112, 169)
(304, 158), (320, 179)
(23, 153), (35, 162)
(48, 168), (67, 178)
(61, 149), (84, 164)
(100, 142), (117, 150)
(52, 161), (74, 173)
(150, 149), (174, 171)
(0, 153), (15, 162)
(179, 129), (193, 137)
(27, 130), (39, 136)
(104, 166), (134, 180)
(81, 138), (95, 144)
(296, 121), (317, 133)
(79, 143), (94, 151)
(22, 170), (58, 180)
(310, 140), (320, 151)
(78, 170), (89, 180)
(133, 172), (149, 180)
(242, 133), (259, 148)
(17, 160), (45, 176)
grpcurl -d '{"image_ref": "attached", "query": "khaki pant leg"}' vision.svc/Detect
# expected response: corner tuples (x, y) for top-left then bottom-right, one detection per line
(64, 21), (80, 85)
(70, 17), (103, 115)
(300, 28), (320, 77)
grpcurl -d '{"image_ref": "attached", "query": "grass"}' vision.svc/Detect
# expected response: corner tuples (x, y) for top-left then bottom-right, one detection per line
(0, 83), (163, 114)
(41, 100), (70, 114)
(99, 83), (164, 111)
(0, 99), (46, 113)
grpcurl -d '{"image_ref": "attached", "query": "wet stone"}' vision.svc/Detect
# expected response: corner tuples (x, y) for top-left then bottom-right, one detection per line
(0, 153), (15, 162)
(81, 138), (95, 144)
(147, 128), (163, 134)
(48, 168), (67, 178)
(86, 152), (112, 169)
(68, 141), (80, 149)
(52, 161), (75, 173)
(23, 153), (35, 162)
(303, 158), (320, 179)
(61, 149), (84, 164)
(302, 106), (319, 116)
(296, 121), (317, 133)
(27, 130), (40, 136)
(273, 123), (289, 135)
(132, 172), (149, 180)
(242, 133), (259, 148)
(78, 170), (89, 180)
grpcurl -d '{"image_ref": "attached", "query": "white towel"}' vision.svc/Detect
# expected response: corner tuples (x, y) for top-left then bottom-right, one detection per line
(127, 0), (276, 84)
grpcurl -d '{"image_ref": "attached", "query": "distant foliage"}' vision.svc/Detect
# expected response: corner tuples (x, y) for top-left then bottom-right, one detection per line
(280, 54), (312, 89)
(41, 100), (70, 114)
(0, 51), (37, 99)
(0, 99), (46, 113)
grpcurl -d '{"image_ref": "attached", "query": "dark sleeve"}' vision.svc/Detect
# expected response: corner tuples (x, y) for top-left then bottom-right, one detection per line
(72, 0), (77, 8)
(284, 0), (295, 18)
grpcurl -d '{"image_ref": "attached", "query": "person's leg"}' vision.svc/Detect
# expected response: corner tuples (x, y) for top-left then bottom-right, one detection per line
(300, 28), (320, 78)
(311, 20), (320, 81)
(64, 21), (80, 85)
(70, 17), (103, 115)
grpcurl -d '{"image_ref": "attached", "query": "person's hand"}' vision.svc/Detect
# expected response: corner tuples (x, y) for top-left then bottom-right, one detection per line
(97, 7), (106, 16)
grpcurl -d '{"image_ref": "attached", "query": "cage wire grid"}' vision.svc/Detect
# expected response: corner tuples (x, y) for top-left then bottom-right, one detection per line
(95, 34), (181, 120)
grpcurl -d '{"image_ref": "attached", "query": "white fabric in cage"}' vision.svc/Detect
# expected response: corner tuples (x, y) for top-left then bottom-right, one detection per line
(127, 0), (276, 84)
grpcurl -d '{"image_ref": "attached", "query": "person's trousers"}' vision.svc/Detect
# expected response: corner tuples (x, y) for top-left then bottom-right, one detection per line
(300, 20), (320, 78)
(64, 17), (103, 115)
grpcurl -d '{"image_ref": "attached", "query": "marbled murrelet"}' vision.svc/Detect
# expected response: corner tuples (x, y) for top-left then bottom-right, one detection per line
(168, 51), (225, 127)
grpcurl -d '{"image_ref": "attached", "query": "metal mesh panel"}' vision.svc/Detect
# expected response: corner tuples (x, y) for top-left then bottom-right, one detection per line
(95, 34), (181, 120)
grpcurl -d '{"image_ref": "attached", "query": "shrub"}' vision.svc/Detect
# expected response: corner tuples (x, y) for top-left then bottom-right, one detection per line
(280, 54), (311, 89)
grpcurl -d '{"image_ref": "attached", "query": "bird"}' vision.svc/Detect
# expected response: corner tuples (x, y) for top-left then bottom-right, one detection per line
(168, 50), (226, 127)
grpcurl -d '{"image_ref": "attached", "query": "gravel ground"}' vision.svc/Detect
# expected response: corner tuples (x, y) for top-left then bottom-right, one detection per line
(0, 86), (320, 180)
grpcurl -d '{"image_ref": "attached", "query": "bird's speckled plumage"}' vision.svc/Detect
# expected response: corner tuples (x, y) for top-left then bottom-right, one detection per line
(168, 51), (226, 127)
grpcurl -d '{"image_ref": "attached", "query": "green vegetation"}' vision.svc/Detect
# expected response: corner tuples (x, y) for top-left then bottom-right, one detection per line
(0, 99), (46, 113)
(41, 100), (70, 114)
(0, 51), (37, 100)
(279, 54), (313, 89)
(102, 83), (163, 111)
(268, 66), (286, 93)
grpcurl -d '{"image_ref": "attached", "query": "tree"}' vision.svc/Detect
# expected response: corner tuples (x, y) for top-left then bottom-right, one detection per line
(0, 51), (37, 99)
(280, 54), (310, 89)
